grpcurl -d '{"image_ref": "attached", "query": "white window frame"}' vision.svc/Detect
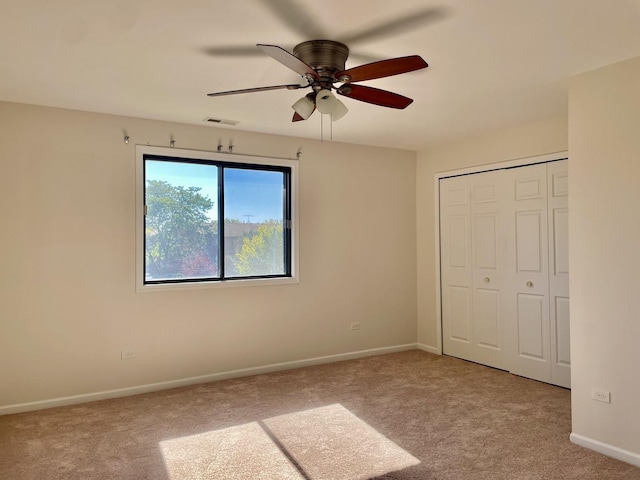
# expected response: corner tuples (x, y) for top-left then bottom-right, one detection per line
(135, 145), (299, 292)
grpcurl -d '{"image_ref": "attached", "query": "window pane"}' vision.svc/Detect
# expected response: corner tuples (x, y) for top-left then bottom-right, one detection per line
(144, 160), (219, 281)
(224, 168), (286, 277)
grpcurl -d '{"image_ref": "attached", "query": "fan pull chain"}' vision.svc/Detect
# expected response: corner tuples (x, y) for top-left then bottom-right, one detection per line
(330, 114), (333, 140)
(318, 114), (334, 142)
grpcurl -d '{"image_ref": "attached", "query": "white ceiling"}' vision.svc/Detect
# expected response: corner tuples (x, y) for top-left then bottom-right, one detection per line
(2, 0), (640, 151)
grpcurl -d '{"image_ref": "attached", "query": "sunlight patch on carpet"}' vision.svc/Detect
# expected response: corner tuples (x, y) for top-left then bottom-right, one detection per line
(264, 404), (420, 480)
(160, 404), (419, 480)
(160, 422), (304, 480)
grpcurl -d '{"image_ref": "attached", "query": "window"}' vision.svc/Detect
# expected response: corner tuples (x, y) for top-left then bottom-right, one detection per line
(136, 146), (297, 289)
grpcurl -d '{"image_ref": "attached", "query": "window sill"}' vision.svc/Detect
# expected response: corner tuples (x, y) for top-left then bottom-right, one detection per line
(136, 275), (299, 293)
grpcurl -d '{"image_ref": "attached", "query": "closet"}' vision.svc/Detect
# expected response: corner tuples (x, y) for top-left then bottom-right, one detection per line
(439, 160), (569, 388)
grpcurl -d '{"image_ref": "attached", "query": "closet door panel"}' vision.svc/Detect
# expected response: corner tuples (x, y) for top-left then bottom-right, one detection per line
(446, 216), (470, 269)
(473, 212), (502, 350)
(505, 163), (551, 383)
(548, 160), (570, 387)
(517, 293), (546, 360)
(475, 214), (498, 269)
(554, 296), (571, 366)
(441, 176), (475, 361)
(476, 288), (501, 349)
(553, 209), (569, 275)
(470, 171), (509, 369)
(516, 211), (544, 273)
(449, 286), (472, 342)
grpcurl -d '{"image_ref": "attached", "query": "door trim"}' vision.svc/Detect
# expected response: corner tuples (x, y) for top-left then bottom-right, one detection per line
(433, 151), (568, 355)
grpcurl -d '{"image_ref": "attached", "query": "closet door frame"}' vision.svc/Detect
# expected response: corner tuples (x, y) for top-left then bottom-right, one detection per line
(433, 151), (569, 356)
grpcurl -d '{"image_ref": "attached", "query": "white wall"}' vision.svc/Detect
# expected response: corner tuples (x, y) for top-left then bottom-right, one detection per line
(416, 117), (568, 349)
(569, 56), (640, 461)
(0, 102), (417, 410)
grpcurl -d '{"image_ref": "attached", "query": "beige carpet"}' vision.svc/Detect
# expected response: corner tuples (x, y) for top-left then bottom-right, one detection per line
(1, 350), (640, 479)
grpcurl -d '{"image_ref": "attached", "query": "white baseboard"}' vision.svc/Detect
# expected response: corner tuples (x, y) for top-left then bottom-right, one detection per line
(570, 433), (640, 468)
(0, 343), (418, 416)
(417, 343), (441, 355)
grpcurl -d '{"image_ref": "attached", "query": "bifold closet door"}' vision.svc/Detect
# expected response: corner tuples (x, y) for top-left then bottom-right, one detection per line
(440, 170), (510, 371)
(440, 160), (570, 388)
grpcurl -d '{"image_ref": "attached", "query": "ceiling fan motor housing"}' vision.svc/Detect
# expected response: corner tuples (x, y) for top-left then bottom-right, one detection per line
(293, 40), (349, 87)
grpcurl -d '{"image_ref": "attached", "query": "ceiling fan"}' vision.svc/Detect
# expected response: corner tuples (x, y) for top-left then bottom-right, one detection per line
(207, 39), (428, 122)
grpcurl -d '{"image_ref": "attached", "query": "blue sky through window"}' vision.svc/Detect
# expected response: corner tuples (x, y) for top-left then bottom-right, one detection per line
(146, 160), (284, 223)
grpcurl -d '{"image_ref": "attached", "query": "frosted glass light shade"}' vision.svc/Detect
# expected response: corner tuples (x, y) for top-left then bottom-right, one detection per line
(315, 89), (337, 114)
(331, 98), (348, 121)
(292, 95), (315, 120)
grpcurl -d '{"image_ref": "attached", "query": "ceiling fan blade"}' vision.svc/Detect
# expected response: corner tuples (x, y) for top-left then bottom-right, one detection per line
(337, 84), (413, 109)
(257, 44), (319, 79)
(201, 46), (265, 57)
(260, 0), (327, 39)
(207, 84), (304, 97)
(292, 105), (316, 122)
(336, 55), (427, 83)
(338, 7), (448, 45)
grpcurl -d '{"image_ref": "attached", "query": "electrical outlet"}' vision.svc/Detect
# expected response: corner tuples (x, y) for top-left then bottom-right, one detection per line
(591, 389), (611, 403)
(121, 349), (136, 360)
(350, 322), (361, 331)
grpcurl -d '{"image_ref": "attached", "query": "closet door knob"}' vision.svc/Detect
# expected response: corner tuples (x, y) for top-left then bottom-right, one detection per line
(526, 281), (533, 288)
(484, 277), (490, 283)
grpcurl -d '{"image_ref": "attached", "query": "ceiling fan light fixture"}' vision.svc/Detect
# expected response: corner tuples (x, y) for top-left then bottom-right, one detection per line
(315, 89), (337, 114)
(331, 98), (348, 121)
(291, 94), (315, 120)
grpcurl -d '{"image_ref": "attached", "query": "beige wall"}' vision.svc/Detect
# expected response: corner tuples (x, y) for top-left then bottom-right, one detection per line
(415, 117), (568, 349)
(414, 55), (640, 462)
(0, 102), (417, 409)
(569, 56), (640, 457)
(4, 58), (640, 463)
